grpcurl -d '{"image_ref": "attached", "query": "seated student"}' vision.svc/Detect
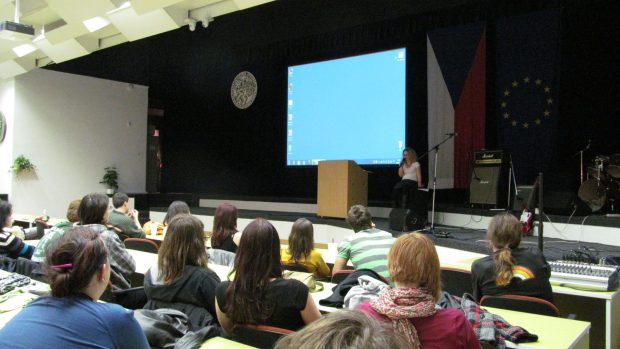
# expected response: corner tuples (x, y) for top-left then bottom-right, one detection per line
(0, 227), (149, 349)
(32, 198), (81, 262)
(333, 205), (395, 282)
(358, 233), (481, 349)
(143, 214), (221, 327)
(77, 192), (136, 290)
(274, 309), (409, 349)
(142, 200), (191, 236)
(107, 192), (145, 239)
(215, 218), (321, 333)
(281, 218), (330, 278)
(211, 203), (241, 253)
(471, 212), (553, 303)
(0, 200), (34, 259)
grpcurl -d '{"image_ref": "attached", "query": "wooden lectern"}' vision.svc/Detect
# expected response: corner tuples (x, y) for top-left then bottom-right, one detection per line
(317, 160), (368, 218)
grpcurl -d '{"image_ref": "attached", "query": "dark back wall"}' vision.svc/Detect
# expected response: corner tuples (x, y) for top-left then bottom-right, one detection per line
(49, 0), (620, 202)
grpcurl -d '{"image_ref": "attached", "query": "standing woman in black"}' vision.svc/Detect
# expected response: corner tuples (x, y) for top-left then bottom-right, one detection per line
(392, 147), (424, 208)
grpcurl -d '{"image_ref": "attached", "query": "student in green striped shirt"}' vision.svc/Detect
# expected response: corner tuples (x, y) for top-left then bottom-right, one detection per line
(332, 205), (395, 282)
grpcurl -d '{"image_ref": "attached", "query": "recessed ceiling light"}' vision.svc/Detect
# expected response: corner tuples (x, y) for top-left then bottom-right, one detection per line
(12, 43), (36, 57)
(83, 16), (110, 32)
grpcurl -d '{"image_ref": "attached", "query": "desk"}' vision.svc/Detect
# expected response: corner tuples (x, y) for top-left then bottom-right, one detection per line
(0, 270), (50, 329)
(128, 249), (232, 282)
(484, 307), (590, 349)
(308, 281), (590, 349)
(13, 215), (64, 228)
(437, 246), (618, 349)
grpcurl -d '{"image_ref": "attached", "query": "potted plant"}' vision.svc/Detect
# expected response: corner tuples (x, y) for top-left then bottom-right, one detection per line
(100, 167), (119, 194)
(10, 155), (36, 176)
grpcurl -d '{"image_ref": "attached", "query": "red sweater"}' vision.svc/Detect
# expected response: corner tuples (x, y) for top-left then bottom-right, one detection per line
(357, 302), (482, 349)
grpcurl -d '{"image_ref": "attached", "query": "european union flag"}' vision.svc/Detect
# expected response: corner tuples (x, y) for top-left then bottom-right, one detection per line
(496, 10), (561, 184)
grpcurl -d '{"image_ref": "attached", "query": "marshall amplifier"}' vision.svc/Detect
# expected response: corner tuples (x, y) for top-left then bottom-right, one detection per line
(469, 150), (509, 207)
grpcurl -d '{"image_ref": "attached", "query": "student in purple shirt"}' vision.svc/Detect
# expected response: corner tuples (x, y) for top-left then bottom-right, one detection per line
(358, 232), (481, 349)
(0, 227), (149, 349)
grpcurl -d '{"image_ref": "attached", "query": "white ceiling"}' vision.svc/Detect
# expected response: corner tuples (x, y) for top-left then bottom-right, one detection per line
(0, 0), (273, 80)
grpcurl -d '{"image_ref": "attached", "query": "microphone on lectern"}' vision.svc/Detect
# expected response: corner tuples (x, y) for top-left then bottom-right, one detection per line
(445, 132), (458, 136)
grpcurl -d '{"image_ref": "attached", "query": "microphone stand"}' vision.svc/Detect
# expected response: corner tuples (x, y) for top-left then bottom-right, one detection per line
(418, 133), (456, 236)
(572, 139), (590, 185)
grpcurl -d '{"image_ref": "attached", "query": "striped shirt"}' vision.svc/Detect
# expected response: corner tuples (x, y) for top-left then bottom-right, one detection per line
(337, 228), (395, 282)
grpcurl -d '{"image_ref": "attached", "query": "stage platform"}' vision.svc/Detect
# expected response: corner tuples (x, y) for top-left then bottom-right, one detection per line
(147, 197), (620, 262)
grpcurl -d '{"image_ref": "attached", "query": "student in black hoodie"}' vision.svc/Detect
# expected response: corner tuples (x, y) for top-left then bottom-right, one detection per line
(143, 214), (221, 327)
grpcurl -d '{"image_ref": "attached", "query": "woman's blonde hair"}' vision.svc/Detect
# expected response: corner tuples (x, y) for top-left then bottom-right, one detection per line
(274, 310), (408, 349)
(487, 212), (522, 286)
(388, 232), (441, 301)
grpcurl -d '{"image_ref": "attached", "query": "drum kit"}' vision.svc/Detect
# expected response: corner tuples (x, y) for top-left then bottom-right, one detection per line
(578, 154), (620, 213)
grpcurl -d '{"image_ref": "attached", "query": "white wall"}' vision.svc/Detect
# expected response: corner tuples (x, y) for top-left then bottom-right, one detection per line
(0, 80), (15, 195)
(7, 69), (148, 218)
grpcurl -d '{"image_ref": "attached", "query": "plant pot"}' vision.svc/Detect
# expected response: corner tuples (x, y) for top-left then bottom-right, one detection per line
(106, 188), (114, 195)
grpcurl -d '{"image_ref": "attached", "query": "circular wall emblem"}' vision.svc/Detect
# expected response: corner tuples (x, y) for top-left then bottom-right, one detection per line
(0, 112), (6, 143)
(231, 71), (257, 109)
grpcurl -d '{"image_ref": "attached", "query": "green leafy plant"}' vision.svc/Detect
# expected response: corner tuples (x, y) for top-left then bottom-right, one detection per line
(100, 166), (119, 190)
(11, 155), (35, 175)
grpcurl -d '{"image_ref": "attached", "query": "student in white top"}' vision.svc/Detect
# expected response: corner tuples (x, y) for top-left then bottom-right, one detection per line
(392, 147), (424, 208)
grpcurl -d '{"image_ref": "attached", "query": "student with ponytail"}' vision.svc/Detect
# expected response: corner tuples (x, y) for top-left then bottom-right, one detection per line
(471, 212), (553, 303)
(0, 227), (149, 348)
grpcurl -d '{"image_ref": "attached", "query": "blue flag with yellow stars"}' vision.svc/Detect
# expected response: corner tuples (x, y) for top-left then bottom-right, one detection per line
(496, 10), (560, 184)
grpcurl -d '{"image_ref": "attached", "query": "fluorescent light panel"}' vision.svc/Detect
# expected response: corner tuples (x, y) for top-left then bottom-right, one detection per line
(12, 44), (37, 57)
(83, 16), (110, 32)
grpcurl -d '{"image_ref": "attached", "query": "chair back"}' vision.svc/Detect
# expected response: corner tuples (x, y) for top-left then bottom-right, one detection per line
(281, 263), (310, 273)
(480, 294), (560, 317)
(232, 324), (294, 348)
(331, 269), (355, 284)
(124, 238), (159, 254)
(441, 267), (473, 296)
(207, 248), (236, 266)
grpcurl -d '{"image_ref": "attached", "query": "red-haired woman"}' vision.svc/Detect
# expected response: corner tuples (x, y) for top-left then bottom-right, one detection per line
(358, 233), (480, 349)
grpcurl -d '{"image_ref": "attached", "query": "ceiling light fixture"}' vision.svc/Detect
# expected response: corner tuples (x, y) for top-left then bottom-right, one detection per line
(83, 16), (110, 32)
(12, 43), (36, 57)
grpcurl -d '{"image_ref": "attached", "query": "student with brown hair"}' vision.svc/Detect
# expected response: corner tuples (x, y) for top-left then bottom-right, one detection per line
(211, 203), (240, 253)
(215, 218), (321, 333)
(281, 218), (330, 277)
(471, 212), (553, 303)
(358, 233), (480, 349)
(0, 227), (149, 348)
(32, 198), (81, 262)
(142, 200), (190, 236)
(76, 192), (135, 290)
(274, 309), (409, 349)
(143, 214), (221, 327)
(0, 200), (34, 259)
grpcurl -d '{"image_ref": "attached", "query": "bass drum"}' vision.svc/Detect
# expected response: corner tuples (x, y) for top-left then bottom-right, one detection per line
(578, 179), (606, 212)
(607, 154), (620, 179)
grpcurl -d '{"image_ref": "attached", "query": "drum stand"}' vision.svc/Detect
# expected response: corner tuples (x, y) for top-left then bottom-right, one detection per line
(418, 133), (456, 236)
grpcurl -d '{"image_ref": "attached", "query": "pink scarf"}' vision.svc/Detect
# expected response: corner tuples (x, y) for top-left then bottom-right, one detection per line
(370, 287), (437, 348)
